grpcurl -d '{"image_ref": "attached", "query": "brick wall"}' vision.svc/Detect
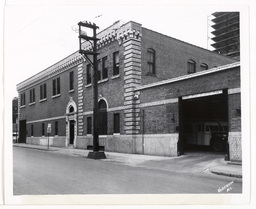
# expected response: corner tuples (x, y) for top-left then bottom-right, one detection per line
(141, 103), (178, 135)
(19, 66), (79, 139)
(19, 66), (78, 122)
(83, 41), (125, 113)
(140, 28), (236, 85)
(138, 66), (240, 135)
(228, 92), (241, 132)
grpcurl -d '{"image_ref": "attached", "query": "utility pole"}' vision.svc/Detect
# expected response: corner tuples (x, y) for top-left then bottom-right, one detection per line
(78, 21), (106, 159)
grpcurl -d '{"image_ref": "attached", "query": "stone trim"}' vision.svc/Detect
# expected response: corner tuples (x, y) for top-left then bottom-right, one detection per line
(182, 90), (223, 100)
(139, 98), (178, 108)
(26, 115), (66, 124)
(77, 63), (84, 136)
(228, 132), (242, 162)
(123, 34), (142, 135)
(228, 88), (241, 94)
(82, 105), (126, 116)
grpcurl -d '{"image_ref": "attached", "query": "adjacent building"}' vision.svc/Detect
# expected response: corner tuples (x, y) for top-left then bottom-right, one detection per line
(12, 97), (19, 142)
(17, 20), (241, 162)
(211, 12), (240, 60)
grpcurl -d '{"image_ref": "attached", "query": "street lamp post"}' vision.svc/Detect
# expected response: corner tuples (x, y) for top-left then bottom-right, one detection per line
(78, 21), (106, 159)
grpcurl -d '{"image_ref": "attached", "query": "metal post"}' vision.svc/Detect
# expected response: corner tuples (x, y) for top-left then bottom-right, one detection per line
(48, 133), (49, 150)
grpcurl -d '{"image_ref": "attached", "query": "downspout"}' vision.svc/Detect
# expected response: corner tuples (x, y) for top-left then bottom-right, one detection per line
(142, 109), (145, 154)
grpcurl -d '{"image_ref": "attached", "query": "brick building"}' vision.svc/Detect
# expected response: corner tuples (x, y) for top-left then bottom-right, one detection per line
(17, 21), (241, 162)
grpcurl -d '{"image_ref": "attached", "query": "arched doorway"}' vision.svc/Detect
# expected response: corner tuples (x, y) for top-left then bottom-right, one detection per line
(98, 99), (107, 135)
(65, 97), (77, 147)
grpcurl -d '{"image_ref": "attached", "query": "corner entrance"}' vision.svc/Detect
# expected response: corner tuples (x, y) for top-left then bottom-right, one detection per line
(179, 90), (229, 154)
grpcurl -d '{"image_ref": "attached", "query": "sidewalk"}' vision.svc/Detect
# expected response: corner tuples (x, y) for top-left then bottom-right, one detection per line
(13, 143), (242, 178)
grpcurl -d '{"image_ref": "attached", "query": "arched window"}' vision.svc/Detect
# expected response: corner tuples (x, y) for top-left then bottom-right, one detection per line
(200, 63), (208, 71)
(98, 100), (107, 110)
(147, 48), (156, 75)
(69, 106), (74, 113)
(187, 59), (196, 74)
(98, 99), (107, 135)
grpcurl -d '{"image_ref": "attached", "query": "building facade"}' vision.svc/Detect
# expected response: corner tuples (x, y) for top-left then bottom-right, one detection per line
(17, 21), (241, 162)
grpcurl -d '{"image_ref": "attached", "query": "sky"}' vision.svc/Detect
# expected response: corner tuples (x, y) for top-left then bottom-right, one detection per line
(3, 0), (248, 100)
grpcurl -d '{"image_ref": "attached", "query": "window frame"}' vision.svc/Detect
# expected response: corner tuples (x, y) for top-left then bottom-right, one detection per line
(200, 63), (208, 71)
(29, 88), (35, 104)
(97, 59), (101, 81)
(102, 56), (108, 79)
(55, 121), (58, 136)
(69, 71), (74, 91)
(20, 92), (26, 106)
(187, 59), (196, 74)
(31, 124), (34, 136)
(86, 64), (92, 85)
(52, 77), (61, 96)
(147, 48), (156, 75)
(87, 117), (92, 135)
(42, 123), (45, 136)
(113, 113), (120, 134)
(40, 83), (47, 100)
(113, 51), (120, 76)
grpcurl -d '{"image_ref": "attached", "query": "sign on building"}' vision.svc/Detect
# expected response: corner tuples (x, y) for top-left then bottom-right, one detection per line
(47, 123), (51, 134)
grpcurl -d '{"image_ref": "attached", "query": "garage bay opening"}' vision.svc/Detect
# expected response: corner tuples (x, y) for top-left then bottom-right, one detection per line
(179, 89), (229, 155)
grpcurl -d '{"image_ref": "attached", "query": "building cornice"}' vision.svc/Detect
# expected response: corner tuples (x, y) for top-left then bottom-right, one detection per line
(17, 52), (85, 92)
(17, 21), (142, 93)
(135, 62), (240, 91)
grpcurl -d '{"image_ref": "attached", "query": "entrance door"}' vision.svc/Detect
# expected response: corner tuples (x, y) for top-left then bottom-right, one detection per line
(19, 120), (27, 143)
(69, 120), (75, 145)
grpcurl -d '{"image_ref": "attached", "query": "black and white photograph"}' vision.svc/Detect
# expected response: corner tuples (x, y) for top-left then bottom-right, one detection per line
(2, 0), (255, 207)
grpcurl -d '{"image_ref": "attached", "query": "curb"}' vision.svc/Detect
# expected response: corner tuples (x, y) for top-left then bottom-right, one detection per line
(209, 169), (242, 178)
(13, 144), (57, 152)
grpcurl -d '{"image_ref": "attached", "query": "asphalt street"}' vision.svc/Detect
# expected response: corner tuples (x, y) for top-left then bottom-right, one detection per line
(13, 147), (242, 195)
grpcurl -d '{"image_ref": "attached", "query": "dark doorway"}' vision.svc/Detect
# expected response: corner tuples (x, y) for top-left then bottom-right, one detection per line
(19, 120), (27, 143)
(69, 120), (75, 145)
(179, 90), (229, 153)
(98, 100), (107, 135)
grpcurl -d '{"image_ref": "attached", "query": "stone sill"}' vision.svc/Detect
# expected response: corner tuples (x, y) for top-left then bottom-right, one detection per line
(85, 83), (92, 88)
(39, 98), (47, 103)
(111, 74), (120, 80)
(52, 94), (61, 99)
(98, 78), (109, 84)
